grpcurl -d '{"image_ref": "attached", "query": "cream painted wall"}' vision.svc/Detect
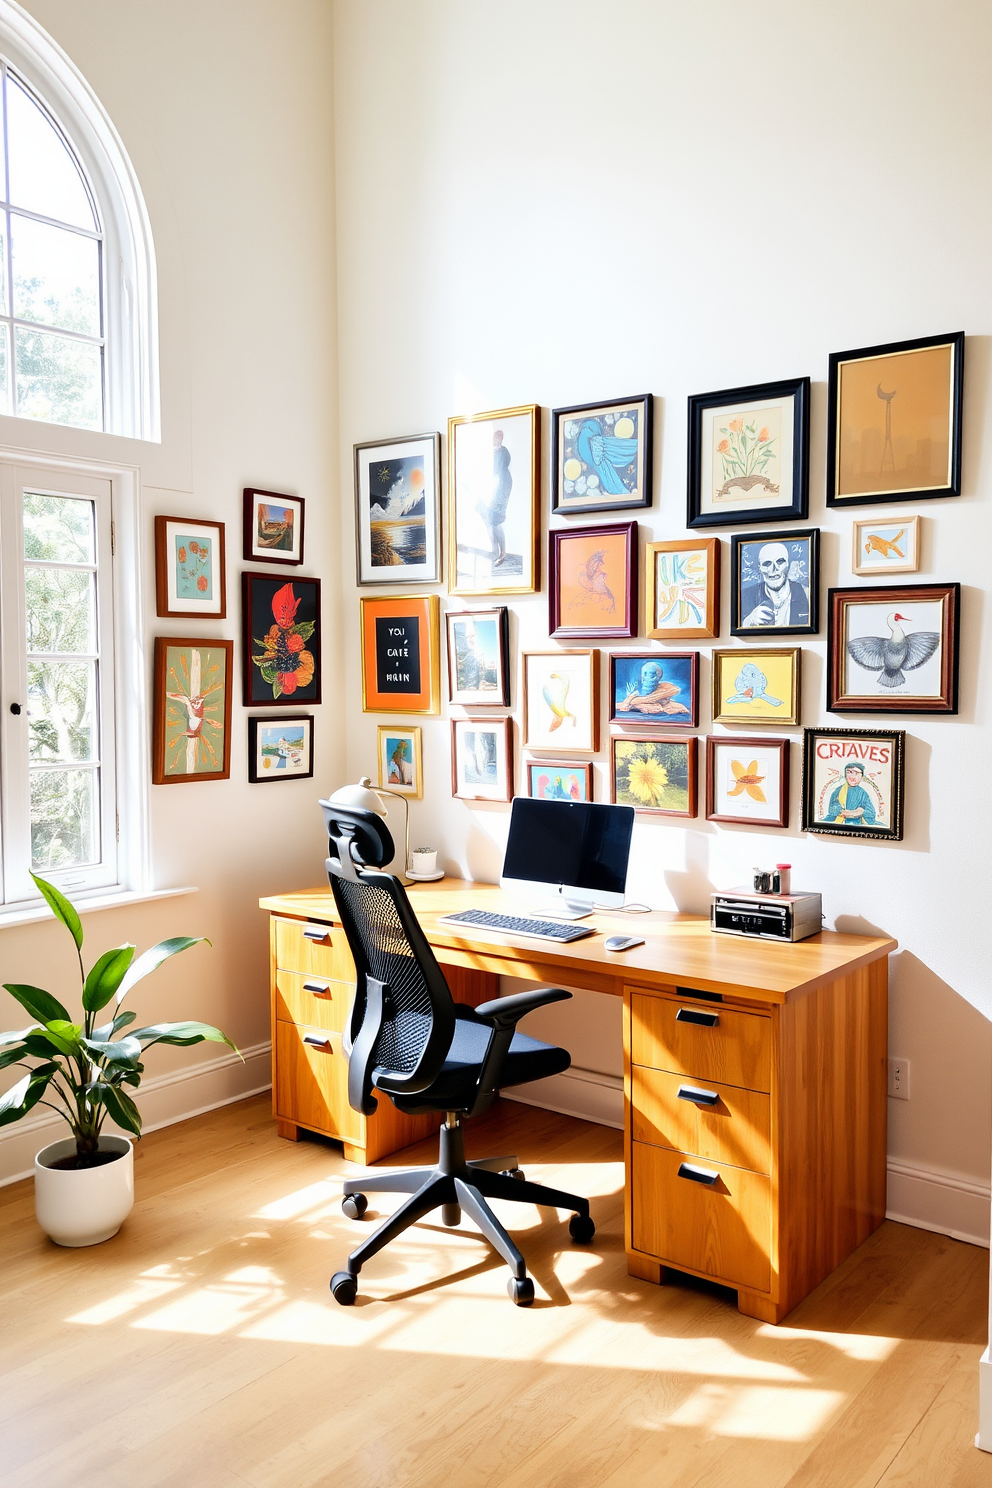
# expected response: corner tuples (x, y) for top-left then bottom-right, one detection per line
(332, 0), (992, 1239)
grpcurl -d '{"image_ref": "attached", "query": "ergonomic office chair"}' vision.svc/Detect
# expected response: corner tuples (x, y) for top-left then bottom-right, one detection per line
(320, 799), (596, 1307)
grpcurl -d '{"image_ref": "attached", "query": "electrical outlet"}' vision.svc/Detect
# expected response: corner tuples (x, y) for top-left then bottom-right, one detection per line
(888, 1057), (910, 1100)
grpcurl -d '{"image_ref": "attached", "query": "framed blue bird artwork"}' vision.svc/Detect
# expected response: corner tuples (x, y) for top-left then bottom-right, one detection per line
(552, 394), (652, 514)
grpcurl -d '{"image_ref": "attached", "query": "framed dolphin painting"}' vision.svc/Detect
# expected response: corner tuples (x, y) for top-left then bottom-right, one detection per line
(688, 377), (810, 528)
(552, 394), (652, 514)
(610, 651), (698, 728)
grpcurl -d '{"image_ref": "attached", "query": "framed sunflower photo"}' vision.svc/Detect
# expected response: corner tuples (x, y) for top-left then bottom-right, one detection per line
(242, 573), (321, 707)
(705, 735), (790, 828)
(610, 735), (697, 817)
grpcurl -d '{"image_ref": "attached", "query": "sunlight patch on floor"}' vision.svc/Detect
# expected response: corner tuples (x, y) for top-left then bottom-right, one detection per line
(665, 1382), (845, 1440)
(755, 1324), (898, 1362)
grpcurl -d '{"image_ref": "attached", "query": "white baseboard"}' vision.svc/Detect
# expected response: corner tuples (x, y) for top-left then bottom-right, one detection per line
(503, 1066), (624, 1130)
(886, 1157), (991, 1248)
(978, 1349), (992, 1452)
(0, 1040), (272, 1187)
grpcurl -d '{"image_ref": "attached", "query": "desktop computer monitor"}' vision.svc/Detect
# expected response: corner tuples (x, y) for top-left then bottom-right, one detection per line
(500, 797), (635, 917)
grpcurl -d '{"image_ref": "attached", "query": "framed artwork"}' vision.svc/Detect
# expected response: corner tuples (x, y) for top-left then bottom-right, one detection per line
(852, 515), (921, 576)
(360, 593), (440, 714)
(243, 573), (321, 707)
(712, 647), (801, 727)
(353, 432), (441, 586)
(644, 537), (719, 640)
(445, 606), (510, 706)
(451, 716), (513, 802)
(448, 404), (539, 596)
(154, 516), (226, 619)
(802, 727), (905, 841)
(549, 520), (638, 640)
(688, 377), (810, 528)
(730, 527), (819, 638)
(526, 760), (593, 802)
(522, 650), (598, 753)
(826, 582), (959, 714)
(242, 488), (304, 566)
(826, 331), (964, 508)
(551, 394), (652, 514)
(611, 735), (697, 817)
(610, 650), (698, 727)
(705, 735), (790, 828)
(377, 725), (423, 799)
(152, 638), (233, 784)
(248, 715), (314, 783)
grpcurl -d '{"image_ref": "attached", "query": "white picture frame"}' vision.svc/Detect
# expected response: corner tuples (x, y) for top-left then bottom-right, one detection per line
(851, 515), (921, 576)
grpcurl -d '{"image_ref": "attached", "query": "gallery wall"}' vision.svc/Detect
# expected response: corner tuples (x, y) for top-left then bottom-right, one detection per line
(332, 0), (992, 1241)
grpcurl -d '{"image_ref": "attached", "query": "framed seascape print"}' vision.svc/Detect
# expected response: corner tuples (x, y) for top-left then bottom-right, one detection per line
(522, 650), (598, 753)
(451, 716), (512, 803)
(248, 715), (314, 783)
(688, 377), (810, 528)
(526, 760), (593, 802)
(445, 606), (510, 706)
(154, 516), (226, 619)
(243, 573), (321, 707)
(610, 650), (698, 728)
(827, 582), (959, 714)
(152, 637), (233, 784)
(826, 331), (964, 508)
(802, 727), (905, 841)
(242, 488), (304, 566)
(712, 647), (801, 727)
(549, 521), (637, 640)
(730, 527), (819, 638)
(852, 515), (921, 577)
(354, 432), (441, 586)
(705, 734), (789, 829)
(377, 725), (423, 799)
(360, 593), (440, 714)
(644, 537), (719, 640)
(611, 735), (697, 817)
(448, 404), (539, 596)
(552, 394), (652, 514)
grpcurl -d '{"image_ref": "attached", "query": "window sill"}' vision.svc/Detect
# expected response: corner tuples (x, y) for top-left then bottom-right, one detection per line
(0, 885), (198, 932)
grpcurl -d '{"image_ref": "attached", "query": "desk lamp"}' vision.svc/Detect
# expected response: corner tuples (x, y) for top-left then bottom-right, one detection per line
(327, 776), (412, 885)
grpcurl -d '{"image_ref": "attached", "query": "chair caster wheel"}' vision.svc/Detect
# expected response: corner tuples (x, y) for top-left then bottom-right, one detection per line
(501, 1168), (525, 1181)
(330, 1271), (358, 1305)
(507, 1275), (535, 1307)
(569, 1212), (596, 1244)
(341, 1193), (368, 1220)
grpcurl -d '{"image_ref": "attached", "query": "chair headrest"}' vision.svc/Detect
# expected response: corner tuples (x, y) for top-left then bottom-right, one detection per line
(319, 800), (395, 879)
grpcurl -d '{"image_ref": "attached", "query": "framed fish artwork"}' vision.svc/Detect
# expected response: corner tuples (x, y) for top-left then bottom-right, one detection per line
(451, 716), (513, 802)
(705, 735), (790, 828)
(154, 516), (226, 619)
(152, 637), (233, 784)
(549, 521), (637, 640)
(826, 583), (959, 714)
(448, 405), (539, 596)
(522, 650), (598, 753)
(610, 651), (698, 728)
(243, 573), (321, 707)
(551, 394), (652, 515)
(611, 735), (697, 817)
(242, 488), (305, 566)
(802, 727), (905, 841)
(851, 515), (921, 577)
(687, 377), (810, 529)
(353, 432), (441, 585)
(644, 537), (720, 640)
(525, 760), (593, 802)
(711, 647), (801, 727)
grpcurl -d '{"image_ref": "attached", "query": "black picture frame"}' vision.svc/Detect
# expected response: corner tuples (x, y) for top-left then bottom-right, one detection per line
(551, 393), (653, 515)
(445, 605), (510, 706)
(802, 726), (905, 841)
(247, 715), (314, 783)
(730, 527), (820, 638)
(687, 377), (809, 529)
(242, 571), (321, 707)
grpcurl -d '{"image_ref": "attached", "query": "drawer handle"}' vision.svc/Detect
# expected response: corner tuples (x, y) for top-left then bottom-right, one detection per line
(677, 1084), (719, 1106)
(676, 1007), (720, 1028)
(677, 1161), (719, 1186)
(303, 980), (331, 995)
(302, 924), (330, 943)
(303, 1034), (332, 1050)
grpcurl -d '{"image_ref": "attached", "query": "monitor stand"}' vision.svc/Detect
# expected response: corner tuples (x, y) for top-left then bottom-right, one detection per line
(539, 902), (594, 922)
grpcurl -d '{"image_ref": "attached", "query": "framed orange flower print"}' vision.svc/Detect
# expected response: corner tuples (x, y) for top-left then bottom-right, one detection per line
(687, 377), (809, 528)
(242, 572), (321, 706)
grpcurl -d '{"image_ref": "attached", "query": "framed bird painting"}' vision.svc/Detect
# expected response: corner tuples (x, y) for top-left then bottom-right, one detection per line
(522, 650), (599, 753)
(552, 394), (652, 515)
(549, 521), (638, 640)
(827, 583), (960, 714)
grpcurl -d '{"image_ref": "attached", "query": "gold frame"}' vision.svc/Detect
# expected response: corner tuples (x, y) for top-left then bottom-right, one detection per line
(377, 725), (423, 799)
(448, 404), (540, 596)
(711, 647), (801, 727)
(360, 593), (440, 714)
(851, 515), (921, 577)
(521, 649), (599, 753)
(644, 537), (720, 640)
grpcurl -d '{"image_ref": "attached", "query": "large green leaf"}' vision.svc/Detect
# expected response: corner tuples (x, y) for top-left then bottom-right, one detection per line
(3, 983), (70, 1023)
(82, 945), (135, 1012)
(92, 1009), (137, 1041)
(82, 1034), (142, 1067)
(115, 937), (208, 1004)
(132, 1020), (239, 1054)
(0, 1043), (30, 1071)
(97, 1082), (142, 1136)
(24, 1024), (82, 1058)
(0, 1025), (39, 1047)
(0, 1062), (56, 1128)
(31, 873), (83, 951)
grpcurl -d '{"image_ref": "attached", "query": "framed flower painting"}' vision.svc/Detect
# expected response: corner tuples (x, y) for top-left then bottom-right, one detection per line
(687, 377), (810, 528)
(242, 573), (321, 706)
(611, 735), (697, 817)
(154, 516), (226, 619)
(705, 735), (789, 828)
(152, 638), (233, 784)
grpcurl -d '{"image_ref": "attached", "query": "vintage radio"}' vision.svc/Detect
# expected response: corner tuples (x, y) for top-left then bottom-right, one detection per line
(710, 888), (823, 943)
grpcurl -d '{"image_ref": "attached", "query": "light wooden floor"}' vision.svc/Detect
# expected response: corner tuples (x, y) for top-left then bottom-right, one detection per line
(2, 1095), (991, 1488)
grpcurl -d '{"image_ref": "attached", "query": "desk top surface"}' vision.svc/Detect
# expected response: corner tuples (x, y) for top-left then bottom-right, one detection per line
(260, 878), (896, 1004)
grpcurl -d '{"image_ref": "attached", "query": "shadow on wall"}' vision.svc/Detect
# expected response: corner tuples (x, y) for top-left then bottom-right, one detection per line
(663, 830), (715, 915)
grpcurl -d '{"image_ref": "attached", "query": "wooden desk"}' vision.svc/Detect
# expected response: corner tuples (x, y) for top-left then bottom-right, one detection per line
(260, 879), (896, 1324)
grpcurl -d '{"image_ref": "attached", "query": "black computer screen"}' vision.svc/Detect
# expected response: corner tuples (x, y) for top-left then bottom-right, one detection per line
(501, 798), (634, 896)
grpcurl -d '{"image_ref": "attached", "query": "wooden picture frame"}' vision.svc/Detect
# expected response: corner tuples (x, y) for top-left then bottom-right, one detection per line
(609, 650), (698, 728)
(826, 582), (959, 714)
(549, 520), (638, 640)
(802, 726), (905, 841)
(644, 537), (719, 640)
(705, 734), (790, 828)
(688, 377), (810, 528)
(247, 715), (314, 783)
(242, 572), (321, 707)
(451, 716), (513, 802)
(826, 331), (964, 508)
(154, 516), (226, 619)
(525, 759), (594, 802)
(152, 637), (233, 784)
(611, 734), (697, 817)
(730, 527), (819, 638)
(353, 431), (441, 586)
(551, 393), (652, 514)
(445, 606), (510, 706)
(522, 650), (598, 753)
(712, 647), (801, 727)
(360, 592), (440, 714)
(242, 488), (305, 565)
(851, 515), (921, 577)
(448, 404), (540, 596)
(377, 724), (423, 799)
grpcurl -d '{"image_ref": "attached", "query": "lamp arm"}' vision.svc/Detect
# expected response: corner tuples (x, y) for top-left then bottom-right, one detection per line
(373, 785), (410, 878)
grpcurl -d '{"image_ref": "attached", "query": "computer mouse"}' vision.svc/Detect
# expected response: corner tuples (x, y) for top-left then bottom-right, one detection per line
(604, 934), (645, 952)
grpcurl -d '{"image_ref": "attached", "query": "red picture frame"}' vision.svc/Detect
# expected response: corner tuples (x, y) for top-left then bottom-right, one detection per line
(549, 521), (638, 640)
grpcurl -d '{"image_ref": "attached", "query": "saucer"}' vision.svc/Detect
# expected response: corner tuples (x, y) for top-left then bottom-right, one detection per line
(406, 868), (445, 882)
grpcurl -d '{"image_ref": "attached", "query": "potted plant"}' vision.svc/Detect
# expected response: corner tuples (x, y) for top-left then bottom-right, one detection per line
(0, 873), (238, 1247)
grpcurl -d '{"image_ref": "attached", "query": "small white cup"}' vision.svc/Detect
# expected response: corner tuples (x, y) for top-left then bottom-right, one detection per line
(410, 849), (437, 876)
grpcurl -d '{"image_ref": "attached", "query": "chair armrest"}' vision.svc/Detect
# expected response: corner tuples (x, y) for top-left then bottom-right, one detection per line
(474, 987), (572, 1029)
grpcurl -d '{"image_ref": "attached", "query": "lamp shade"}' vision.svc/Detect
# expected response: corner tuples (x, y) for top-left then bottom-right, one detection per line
(328, 776), (386, 816)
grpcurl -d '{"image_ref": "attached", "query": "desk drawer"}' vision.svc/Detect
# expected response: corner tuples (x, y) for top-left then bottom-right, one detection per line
(631, 993), (771, 1093)
(274, 917), (355, 982)
(632, 1140), (771, 1293)
(274, 1022), (361, 1144)
(274, 968), (352, 1034)
(631, 1066), (770, 1175)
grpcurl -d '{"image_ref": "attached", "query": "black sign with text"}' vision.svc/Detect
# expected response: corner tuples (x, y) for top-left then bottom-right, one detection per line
(375, 615), (421, 693)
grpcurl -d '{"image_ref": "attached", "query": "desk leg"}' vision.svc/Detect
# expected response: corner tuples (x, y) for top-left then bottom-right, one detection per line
(737, 1289), (787, 1324)
(276, 1119), (301, 1142)
(627, 1252), (663, 1285)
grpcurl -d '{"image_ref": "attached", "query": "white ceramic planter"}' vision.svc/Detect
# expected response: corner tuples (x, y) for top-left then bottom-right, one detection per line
(34, 1134), (134, 1247)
